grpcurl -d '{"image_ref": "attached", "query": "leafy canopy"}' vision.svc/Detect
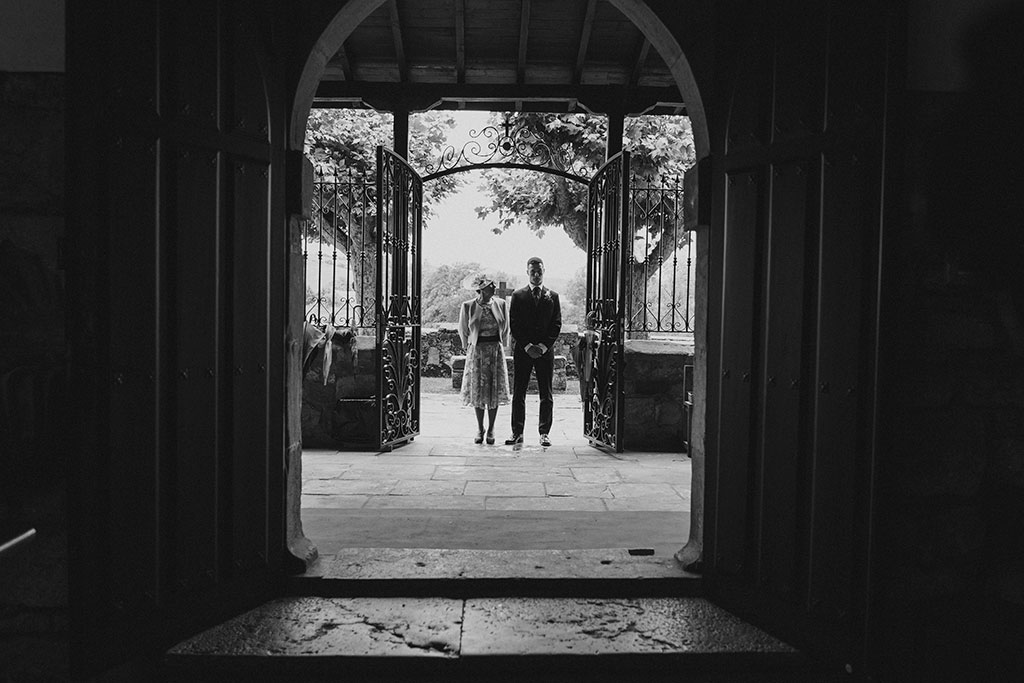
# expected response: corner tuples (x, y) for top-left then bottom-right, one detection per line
(475, 113), (696, 251)
(304, 108), (464, 215)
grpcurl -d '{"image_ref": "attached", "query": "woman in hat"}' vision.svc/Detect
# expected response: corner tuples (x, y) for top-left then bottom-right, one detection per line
(457, 273), (511, 444)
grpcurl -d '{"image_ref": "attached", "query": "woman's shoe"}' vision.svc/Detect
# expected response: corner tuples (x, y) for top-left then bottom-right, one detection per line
(474, 431), (484, 444)
(485, 431), (495, 445)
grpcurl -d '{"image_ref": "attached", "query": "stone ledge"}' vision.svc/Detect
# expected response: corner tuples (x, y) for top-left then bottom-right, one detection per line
(320, 548), (698, 581)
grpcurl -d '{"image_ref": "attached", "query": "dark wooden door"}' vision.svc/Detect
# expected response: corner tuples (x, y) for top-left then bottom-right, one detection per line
(66, 1), (286, 674)
(702, 1), (889, 676)
(375, 147), (422, 449)
(584, 151), (630, 453)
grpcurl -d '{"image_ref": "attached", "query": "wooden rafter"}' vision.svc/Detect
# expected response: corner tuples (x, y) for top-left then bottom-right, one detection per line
(387, 0), (407, 81)
(455, 0), (465, 83)
(574, 0), (597, 85)
(336, 42), (353, 82)
(629, 36), (651, 89)
(517, 0), (531, 84)
(314, 81), (684, 116)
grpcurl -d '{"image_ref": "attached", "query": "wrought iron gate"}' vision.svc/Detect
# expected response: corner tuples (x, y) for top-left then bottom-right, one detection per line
(376, 146), (422, 449)
(584, 151), (630, 452)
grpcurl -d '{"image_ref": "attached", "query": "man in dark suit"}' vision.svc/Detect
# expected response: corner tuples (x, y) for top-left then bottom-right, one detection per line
(505, 256), (562, 447)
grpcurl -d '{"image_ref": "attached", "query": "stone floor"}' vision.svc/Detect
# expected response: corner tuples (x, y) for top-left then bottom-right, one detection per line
(166, 596), (800, 681)
(301, 388), (692, 559)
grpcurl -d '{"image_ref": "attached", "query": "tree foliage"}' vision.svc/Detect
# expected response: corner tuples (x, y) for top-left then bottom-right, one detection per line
(421, 262), (517, 324)
(476, 113), (695, 251)
(304, 108), (464, 216)
(476, 113), (696, 334)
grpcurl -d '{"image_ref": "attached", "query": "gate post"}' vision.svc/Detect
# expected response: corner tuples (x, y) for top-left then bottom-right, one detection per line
(393, 106), (410, 159)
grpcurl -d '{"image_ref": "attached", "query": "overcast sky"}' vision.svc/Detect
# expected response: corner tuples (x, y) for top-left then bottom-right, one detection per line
(420, 111), (587, 289)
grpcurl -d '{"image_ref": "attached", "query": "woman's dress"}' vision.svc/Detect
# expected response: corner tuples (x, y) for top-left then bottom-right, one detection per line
(461, 304), (510, 409)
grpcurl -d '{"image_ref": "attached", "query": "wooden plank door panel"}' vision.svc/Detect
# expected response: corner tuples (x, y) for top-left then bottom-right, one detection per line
(67, 1), (285, 674)
(757, 161), (814, 601)
(104, 133), (161, 623)
(705, 1), (888, 672)
(170, 143), (221, 596)
(230, 157), (272, 575)
(713, 168), (761, 577)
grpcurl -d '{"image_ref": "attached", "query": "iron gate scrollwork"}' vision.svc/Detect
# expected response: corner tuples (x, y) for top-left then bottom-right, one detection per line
(376, 147), (422, 449)
(584, 151), (630, 453)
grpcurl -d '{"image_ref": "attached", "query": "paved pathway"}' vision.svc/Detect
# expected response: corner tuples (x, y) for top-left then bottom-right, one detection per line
(302, 389), (691, 555)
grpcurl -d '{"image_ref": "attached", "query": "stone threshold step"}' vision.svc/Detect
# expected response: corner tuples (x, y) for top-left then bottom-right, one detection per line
(166, 596), (805, 682)
(289, 547), (702, 598)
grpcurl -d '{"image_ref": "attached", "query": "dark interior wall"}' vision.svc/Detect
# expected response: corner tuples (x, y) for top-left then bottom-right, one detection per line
(0, 3), (69, 679)
(877, 1), (1024, 678)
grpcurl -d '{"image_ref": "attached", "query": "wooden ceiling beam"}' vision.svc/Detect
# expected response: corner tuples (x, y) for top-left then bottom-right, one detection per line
(629, 37), (651, 89)
(574, 0), (597, 85)
(314, 81), (685, 116)
(455, 0), (465, 83)
(335, 43), (353, 82)
(517, 0), (531, 84)
(386, 0), (407, 82)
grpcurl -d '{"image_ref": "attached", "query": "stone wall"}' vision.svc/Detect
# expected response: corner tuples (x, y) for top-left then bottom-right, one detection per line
(622, 339), (693, 452)
(0, 71), (69, 681)
(875, 77), (1024, 678)
(301, 330), (583, 446)
(422, 326), (581, 378)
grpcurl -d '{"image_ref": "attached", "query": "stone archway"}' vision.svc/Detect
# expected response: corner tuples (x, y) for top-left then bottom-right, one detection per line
(287, 0), (710, 570)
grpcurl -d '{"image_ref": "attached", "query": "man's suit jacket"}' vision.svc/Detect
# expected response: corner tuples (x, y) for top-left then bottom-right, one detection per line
(457, 296), (510, 350)
(509, 285), (562, 354)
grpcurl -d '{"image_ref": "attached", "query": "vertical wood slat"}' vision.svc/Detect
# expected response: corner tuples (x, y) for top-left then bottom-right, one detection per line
(231, 157), (271, 574)
(166, 0), (220, 127)
(715, 169), (760, 576)
(106, 136), (160, 612)
(70, 0), (284, 674)
(758, 161), (812, 598)
(724, 41), (771, 155)
(808, 153), (868, 624)
(171, 145), (221, 594)
(227, 13), (270, 142)
(770, 2), (826, 138)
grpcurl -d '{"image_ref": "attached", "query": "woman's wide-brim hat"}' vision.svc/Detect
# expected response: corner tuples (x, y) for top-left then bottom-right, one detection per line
(462, 272), (496, 291)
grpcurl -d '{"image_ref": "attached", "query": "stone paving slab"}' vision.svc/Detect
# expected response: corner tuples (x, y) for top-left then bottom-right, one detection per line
(339, 464), (439, 480)
(321, 548), (696, 580)
(543, 481), (614, 498)
(604, 496), (690, 512)
(388, 480), (468, 496)
(607, 482), (684, 499)
(431, 465), (575, 482)
(460, 597), (796, 656)
(360, 455), (469, 466)
(567, 467), (625, 484)
(483, 496), (607, 512)
(301, 494), (370, 509)
(304, 479), (397, 495)
(464, 481), (547, 498)
(168, 596), (463, 657)
(360, 495), (487, 510)
(302, 510), (690, 556)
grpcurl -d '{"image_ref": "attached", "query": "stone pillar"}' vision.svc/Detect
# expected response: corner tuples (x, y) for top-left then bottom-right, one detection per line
(285, 155), (317, 571)
(676, 223), (708, 572)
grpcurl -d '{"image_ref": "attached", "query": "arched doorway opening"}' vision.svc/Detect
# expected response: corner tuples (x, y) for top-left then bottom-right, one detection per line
(287, 0), (710, 575)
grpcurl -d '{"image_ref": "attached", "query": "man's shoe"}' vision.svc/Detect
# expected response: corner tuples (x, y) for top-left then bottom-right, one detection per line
(539, 434), (551, 447)
(504, 434), (523, 445)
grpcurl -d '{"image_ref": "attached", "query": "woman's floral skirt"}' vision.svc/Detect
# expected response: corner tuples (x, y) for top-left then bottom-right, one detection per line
(460, 341), (510, 409)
